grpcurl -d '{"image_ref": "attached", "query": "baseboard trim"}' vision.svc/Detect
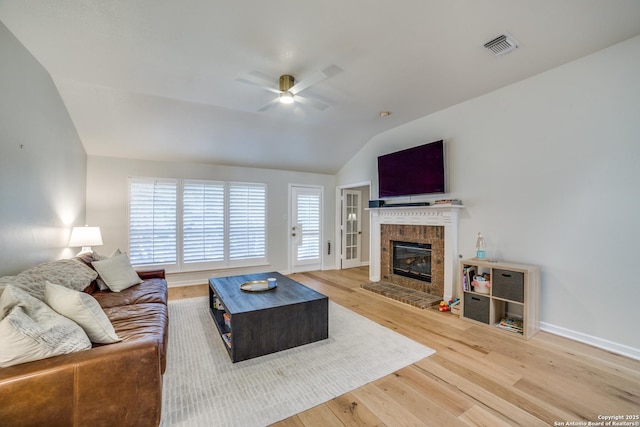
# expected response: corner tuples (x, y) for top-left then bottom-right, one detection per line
(167, 265), (277, 288)
(541, 322), (640, 361)
(167, 278), (209, 288)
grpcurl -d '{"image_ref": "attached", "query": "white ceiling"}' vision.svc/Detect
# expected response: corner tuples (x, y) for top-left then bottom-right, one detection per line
(2, 1), (640, 174)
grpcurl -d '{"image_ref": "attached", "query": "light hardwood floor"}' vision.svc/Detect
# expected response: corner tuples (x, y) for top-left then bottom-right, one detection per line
(169, 267), (640, 427)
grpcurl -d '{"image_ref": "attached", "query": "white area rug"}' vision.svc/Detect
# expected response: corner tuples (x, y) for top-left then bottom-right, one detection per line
(160, 296), (435, 426)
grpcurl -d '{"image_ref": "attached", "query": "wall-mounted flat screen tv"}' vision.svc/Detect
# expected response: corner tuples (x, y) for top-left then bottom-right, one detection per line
(377, 140), (445, 198)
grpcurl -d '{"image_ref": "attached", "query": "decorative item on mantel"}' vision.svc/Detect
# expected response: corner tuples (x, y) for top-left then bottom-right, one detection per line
(434, 199), (463, 205)
(475, 232), (487, 260)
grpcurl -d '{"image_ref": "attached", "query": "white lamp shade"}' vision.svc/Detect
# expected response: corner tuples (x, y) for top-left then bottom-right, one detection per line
(69, 226), (103, 248)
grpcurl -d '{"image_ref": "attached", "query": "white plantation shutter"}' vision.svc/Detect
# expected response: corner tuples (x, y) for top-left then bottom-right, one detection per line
(128, 179), (177, 266)
(229, 183), (266, 261)
(128, 178), (267, 270)
(183, 181), (225, 263)
(296, 192), (321, 261)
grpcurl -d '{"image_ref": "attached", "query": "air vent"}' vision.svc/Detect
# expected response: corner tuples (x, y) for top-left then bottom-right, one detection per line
(484, 33), (519, 56)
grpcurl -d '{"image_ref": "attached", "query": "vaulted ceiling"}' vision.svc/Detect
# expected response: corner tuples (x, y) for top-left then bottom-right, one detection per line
(2, 1), (640, 174)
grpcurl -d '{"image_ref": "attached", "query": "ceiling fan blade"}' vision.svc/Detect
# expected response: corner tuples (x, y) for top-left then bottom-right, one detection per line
(295, 95), (329, 111)
(320, 64), (343, 78)
(248, 70), (278, 85)
(257, 97), (280, 112)
(289, 70), (327, 95)
(236, 77), (282, 94)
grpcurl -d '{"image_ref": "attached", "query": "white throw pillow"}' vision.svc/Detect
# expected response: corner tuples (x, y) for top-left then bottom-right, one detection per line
(0, 285), (91, 368)
(91, 254), (143, 292)
(45, 281), (120, 344)
(92, 249), (122, 290)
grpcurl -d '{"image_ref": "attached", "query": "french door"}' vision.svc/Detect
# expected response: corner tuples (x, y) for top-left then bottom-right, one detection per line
(289, 185), (323, 273)
(341, 189), (362, 269)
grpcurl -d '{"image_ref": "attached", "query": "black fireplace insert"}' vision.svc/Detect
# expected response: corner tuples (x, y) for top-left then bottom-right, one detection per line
(392, 241), (432, 282)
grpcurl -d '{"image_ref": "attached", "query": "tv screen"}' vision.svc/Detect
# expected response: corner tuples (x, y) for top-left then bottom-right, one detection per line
(377, 140), (445, 198)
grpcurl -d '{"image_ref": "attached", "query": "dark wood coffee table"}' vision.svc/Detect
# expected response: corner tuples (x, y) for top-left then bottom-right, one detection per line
(208, 272), (328, 362)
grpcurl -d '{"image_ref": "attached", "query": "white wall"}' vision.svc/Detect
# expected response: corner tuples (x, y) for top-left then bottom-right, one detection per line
(0, 22), (86, 276)
(86, 156), (336, 285)
(336, 36), (640, 356)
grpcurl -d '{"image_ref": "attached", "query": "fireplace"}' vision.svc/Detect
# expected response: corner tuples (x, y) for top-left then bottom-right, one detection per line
(381, 225), (443, 295)
(392, 241), (432, 282)
(369, 205), (462, 301)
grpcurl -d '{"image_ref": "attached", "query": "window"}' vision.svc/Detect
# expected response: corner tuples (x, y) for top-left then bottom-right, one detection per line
(183, 180), (225, 264)
(128, 179), (177, 266)
(295, 192), (321, 261)
(128, 178), (267, 271)
(229, 183), (267, 261)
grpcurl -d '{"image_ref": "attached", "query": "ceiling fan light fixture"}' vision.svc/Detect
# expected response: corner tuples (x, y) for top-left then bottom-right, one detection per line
(239, 69), (339, 112)
(279, 91), (294, 104)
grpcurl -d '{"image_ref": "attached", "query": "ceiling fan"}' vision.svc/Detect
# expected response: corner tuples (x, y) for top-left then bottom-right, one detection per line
(236, 65), (341, 112)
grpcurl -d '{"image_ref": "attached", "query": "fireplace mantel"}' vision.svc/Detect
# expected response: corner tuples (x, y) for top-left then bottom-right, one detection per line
(368, 205), (463, 301)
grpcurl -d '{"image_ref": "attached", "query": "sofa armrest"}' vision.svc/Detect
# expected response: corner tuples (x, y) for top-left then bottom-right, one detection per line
(0, 338), (162, 427)
(137, 269), (165, 280)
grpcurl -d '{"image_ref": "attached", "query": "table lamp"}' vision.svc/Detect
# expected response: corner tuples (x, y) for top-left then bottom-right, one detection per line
(69, 225), (103, 254)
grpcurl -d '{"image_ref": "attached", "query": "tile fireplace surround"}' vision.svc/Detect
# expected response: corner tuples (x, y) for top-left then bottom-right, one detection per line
(369, 205), (463, 302)
(382, 225), (444, 296)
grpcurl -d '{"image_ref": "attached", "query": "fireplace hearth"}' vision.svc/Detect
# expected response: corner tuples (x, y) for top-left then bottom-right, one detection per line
(392, 241), (432, 282)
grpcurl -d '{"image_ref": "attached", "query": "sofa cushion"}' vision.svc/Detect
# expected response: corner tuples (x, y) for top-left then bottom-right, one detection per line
(44, 282), (120, 344)
(92, 278), (168, 309)
(103, 302), (169, 373)
(74, 251), (95, 269)
(92, 254), (143, 292)
(0, 285), (91, 368)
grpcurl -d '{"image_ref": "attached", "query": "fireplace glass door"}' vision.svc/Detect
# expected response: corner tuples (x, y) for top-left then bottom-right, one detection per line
(392, 241), (432, 282)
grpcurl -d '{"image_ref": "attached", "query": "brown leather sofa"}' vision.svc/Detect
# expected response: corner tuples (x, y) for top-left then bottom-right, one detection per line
(0, 267), (168, 427)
